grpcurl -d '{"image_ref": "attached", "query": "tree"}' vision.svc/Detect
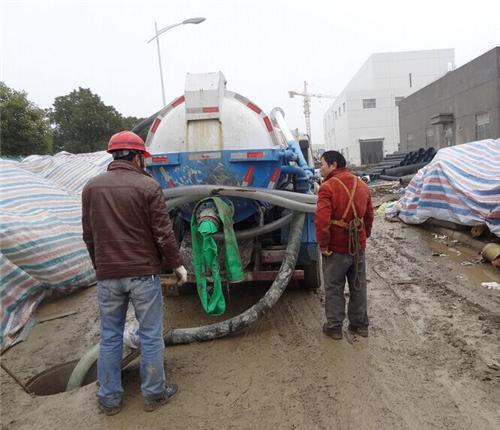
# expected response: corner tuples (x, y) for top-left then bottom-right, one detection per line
(122, 115), (147, 131)
(122, 115), (148, 142)
(50, 88), (127, 153)
(0, 82), (53, 156)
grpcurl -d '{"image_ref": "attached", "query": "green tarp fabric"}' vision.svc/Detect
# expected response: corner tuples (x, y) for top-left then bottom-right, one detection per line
(191, 197), (244, 315)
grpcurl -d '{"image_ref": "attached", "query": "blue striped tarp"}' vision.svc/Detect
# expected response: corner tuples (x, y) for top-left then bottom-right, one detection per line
(0, 151), (112, 352)
(394, 139), (500, 236)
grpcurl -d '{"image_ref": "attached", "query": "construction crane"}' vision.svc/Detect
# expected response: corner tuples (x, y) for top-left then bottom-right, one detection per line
(288, 81), (336, 144)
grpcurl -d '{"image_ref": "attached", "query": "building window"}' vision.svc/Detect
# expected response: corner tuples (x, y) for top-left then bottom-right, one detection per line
(343, 102), (346, 112)
(444, 124), (454, 147)
(476, 112), (490, 140)
(395, 96), (404, 106)
(407, 133), (414, 150)
(425, 127), (435, 148)
(362, 98), (376, 109)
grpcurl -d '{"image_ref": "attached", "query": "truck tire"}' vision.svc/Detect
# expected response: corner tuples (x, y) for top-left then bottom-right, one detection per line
(300, 258), (321, 291)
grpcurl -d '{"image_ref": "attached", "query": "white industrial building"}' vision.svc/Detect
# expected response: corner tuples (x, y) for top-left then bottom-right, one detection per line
(323, 49), (455, 166)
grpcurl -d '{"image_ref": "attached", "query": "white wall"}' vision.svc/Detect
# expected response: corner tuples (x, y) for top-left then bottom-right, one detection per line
(345, 89), (402, 164)
(324, 49), (455, 165)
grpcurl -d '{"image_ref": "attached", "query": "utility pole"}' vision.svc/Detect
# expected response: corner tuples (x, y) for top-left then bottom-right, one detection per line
(288, 81), (336, 144)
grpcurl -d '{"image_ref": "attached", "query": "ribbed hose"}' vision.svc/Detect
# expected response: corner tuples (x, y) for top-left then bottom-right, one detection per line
(164, 211), (305, 345)
(65, 344), (99, 392)
(163, 185), (317, 204)
(164, 186), (316, 213)
(213, 212), (293, 240)
(65, 345), (141, 392)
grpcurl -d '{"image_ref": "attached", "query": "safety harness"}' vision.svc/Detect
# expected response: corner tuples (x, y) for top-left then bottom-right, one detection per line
(330, 176), (364, 283)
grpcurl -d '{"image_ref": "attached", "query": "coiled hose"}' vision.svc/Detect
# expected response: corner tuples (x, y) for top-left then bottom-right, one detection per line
(67, 186), (311, 389)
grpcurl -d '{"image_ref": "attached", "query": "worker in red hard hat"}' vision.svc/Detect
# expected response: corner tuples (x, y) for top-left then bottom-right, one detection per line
(82, 130), (187, 415)
(106, 130), (152, 158)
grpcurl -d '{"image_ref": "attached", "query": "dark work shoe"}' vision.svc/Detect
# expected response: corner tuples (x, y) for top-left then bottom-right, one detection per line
(98, 401), (122, 416)
(322, 324), (343, 340)
(144, 384), (178, 412)
(348, 325), (369, 337)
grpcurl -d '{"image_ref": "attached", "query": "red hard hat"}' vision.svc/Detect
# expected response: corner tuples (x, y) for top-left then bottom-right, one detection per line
(107, 131), (151, 158)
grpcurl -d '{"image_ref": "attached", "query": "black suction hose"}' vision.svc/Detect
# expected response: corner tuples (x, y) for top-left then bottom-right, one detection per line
(164, 211), (305, 345)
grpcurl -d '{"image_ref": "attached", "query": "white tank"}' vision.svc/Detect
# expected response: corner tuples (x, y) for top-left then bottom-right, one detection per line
(145, 72), (286, 223)
(146, 72), (282, 154)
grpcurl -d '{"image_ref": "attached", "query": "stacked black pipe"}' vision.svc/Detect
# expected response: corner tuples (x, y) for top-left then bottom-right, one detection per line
(360, 147), (436, 180)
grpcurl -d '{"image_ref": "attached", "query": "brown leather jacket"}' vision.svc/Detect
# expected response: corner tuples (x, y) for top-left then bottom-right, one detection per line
(82, 160), (182, 281)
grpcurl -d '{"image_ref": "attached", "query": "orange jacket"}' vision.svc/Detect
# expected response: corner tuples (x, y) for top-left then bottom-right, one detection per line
(315, 168), (374, 254)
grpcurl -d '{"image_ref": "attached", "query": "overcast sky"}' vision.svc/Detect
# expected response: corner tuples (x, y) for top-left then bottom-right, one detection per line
(1, 0), (499, 148)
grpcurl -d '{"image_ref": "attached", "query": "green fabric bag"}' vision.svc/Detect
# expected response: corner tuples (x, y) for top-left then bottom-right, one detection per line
(191, 197), (244, 315)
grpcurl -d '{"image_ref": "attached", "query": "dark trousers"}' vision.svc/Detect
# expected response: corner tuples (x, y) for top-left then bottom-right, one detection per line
(322, 250), (368, 329)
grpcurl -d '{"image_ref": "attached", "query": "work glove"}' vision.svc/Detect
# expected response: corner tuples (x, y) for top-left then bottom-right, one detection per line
(174, 265), (188, 286)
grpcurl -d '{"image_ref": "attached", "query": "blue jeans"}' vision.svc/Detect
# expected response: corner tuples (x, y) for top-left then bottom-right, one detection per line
(97, 275), (166, 408)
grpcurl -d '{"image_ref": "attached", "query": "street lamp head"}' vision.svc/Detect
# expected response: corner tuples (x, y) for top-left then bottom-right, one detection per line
(148, 16), (206, 105)
(183, 17), (206, 25)
(288, 91), (295, 98)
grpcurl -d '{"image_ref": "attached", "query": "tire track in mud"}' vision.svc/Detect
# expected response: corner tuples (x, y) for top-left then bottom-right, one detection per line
(163, 291), (322, 430)
(367, 217), (500, 428)
(263, 291), (413, 429)
(369, 219), (500, 377)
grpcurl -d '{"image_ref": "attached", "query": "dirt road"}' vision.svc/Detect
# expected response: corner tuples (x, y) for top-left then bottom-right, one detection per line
(1, 215), (499, 429)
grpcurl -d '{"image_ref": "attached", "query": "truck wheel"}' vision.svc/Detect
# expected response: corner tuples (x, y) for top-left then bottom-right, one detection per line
(301, 258), (321, 291)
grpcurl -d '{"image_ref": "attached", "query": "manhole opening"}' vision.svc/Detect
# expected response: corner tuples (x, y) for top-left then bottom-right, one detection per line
(26, 359), (97, 396)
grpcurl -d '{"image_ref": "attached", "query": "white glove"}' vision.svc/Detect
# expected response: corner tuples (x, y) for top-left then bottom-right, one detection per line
(174, 265), (188, 286)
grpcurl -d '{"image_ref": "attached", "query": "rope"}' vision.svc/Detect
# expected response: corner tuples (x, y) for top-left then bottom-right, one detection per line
(347, 217), (363, 285)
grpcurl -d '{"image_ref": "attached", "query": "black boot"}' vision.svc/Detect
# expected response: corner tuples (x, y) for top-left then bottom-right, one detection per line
(323, 324), (343, 340)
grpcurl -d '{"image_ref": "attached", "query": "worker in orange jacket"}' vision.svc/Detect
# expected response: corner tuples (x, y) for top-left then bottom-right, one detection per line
(315, 151), (374, 340)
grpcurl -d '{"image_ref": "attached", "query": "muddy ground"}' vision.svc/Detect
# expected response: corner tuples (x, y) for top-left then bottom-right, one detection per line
(1, 210), (500, 429)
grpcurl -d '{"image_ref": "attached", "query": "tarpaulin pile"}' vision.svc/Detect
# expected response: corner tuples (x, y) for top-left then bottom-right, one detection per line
(0, 151), (111, 352)
(385, 139), (500, 236)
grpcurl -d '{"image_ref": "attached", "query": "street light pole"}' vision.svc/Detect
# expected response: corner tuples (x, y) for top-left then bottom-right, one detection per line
(148, 17), (206, 107)
(154, 21), (167, 107)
